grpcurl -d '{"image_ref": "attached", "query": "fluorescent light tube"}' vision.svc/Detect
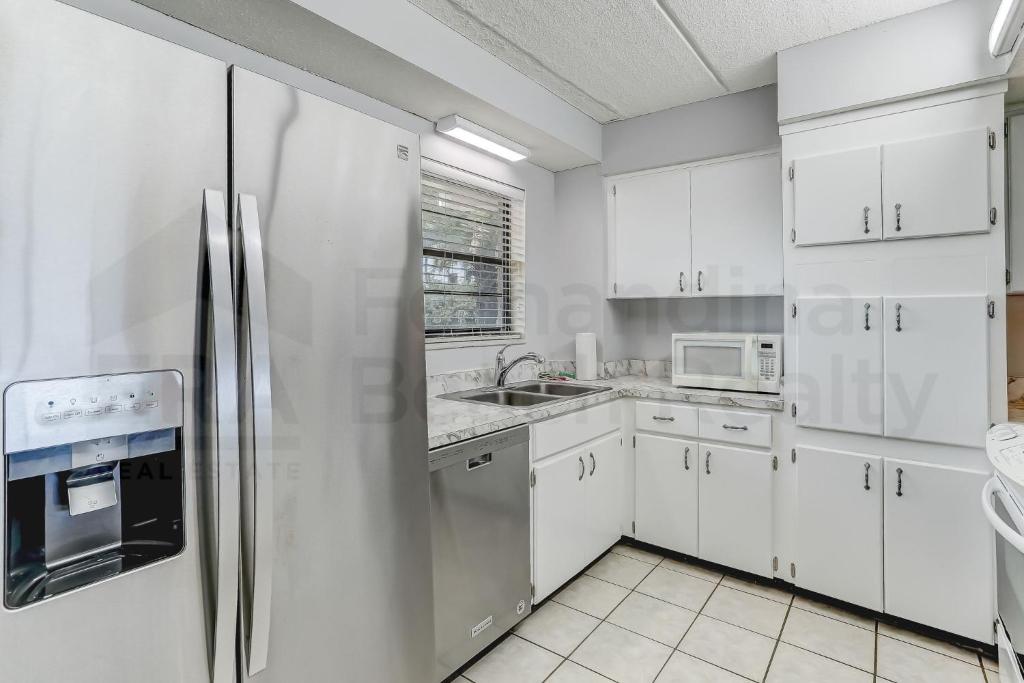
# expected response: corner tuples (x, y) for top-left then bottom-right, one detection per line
(990, 0), (1024, 57)
(435, 115), (529, 162)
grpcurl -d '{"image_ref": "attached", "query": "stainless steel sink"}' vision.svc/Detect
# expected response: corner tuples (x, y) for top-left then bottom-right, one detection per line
(457, 390), (560, 407)
(508, 381), (610, 397)
(438, 381), (610, 408)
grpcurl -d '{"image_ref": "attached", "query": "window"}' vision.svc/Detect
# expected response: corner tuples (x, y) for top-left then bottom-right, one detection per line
(421, 163), (525, 343)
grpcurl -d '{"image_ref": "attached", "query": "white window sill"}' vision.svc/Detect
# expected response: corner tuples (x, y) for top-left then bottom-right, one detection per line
(425, 336), (526, 350)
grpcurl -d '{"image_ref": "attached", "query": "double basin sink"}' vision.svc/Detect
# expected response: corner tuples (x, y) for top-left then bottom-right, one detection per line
(439, 380), (611, 408)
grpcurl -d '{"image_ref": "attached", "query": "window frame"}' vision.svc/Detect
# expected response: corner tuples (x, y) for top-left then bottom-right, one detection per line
(421, 159), (525, 346)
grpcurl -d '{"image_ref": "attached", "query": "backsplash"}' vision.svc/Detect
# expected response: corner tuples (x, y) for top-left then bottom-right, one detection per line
(426, 359), (671, 396)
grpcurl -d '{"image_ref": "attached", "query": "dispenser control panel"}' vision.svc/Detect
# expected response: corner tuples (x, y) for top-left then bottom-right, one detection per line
(4, 371), (183, 454)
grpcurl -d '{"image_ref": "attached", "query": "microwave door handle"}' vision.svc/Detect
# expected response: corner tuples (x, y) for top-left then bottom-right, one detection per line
(237, 194), (274, 675)
(982, 477), (1024, 555)
(201, 189), (241, 683)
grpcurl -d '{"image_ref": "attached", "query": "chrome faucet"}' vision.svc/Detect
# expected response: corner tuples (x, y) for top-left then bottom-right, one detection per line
(494, 344), (545, 387)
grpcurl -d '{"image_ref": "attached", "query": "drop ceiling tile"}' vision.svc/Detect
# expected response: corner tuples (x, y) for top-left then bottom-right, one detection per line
(660, 0), (955, 92)
(408, 0), (726, 122)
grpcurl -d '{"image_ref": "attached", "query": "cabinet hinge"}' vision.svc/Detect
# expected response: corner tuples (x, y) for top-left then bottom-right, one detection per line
(631, 521), (636, 535)
(632, 435), (636, 448)
(1006, 120), (1010, 139)
(790, 303), (797, 318)
(613, 282), (618, 295)
(530, 469), (536, 487)
(791, 448), (797, 464)
(991, 207), (998, 225)
(790, 562), (797, 579)
(788, 164), (794, 181)
(773, 556), (779, 572)
(612, 185), (617, 197)
(989, 300), (996, 319)
(772, 455), (778, 471)
(530, 583), (535, 598)
(790, 227), (796, 243)
(989, 130), (997, 150)
(1008, 269), (1013, 286)
(620, 437), (623, 447)
(791, 403), (797, 418)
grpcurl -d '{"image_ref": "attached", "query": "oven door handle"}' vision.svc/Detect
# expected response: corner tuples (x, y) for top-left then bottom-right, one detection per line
(982, 477), (1024, 555)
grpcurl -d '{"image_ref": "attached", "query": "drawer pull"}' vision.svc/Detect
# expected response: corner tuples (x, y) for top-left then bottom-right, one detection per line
(466, 453), (493, 471)
(722, 424), (748, 431)
(652, 416), (675, 422)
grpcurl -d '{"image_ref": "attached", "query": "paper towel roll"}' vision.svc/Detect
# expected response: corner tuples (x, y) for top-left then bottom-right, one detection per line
(576, 333), (597, 380)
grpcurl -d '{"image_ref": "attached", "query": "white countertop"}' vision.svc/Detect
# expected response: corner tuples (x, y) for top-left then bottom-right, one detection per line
(427, 375), (784, 450)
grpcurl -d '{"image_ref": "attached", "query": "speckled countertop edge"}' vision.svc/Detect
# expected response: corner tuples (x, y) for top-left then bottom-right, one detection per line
(427, 375), (784, 450)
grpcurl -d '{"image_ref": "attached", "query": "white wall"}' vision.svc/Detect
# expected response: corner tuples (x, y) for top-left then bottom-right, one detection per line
(549, 86), (786, 364)
(777, 0), (1011, 122)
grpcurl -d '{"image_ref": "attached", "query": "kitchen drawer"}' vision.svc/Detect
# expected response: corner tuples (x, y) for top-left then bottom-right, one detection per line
(635, 401), (699, 437)
(533, 401), (623, 461)
(698, 408), (771, 448)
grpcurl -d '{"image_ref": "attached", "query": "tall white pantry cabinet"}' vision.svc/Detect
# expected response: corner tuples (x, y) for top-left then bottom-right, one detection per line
(778, 82), (1008, 645)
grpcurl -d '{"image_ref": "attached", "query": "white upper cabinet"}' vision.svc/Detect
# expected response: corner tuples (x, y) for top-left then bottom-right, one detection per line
(635, 434), (698, 556)
(610, 169), (691, 297)
(881, 128), (991, 240)
(883, 459), (993, 643)
(691, 154), (783, 296)
(882, 295), (989, 447)
(796, 447), (883, 612)
(793, 146), (881, 246)
(796, 297), (883, 436)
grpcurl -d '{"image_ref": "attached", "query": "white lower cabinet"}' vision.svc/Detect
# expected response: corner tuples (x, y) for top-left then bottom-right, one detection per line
(533, 448), (587, 602)
(795, 447), (883, 611)
(533, 431), (623, 602)
(883, 459), (994, 643)
(699, 444), (774, 577)
(635, 434), (698, 556)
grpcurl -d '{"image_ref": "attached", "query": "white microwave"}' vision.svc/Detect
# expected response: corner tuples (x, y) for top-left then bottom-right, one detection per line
(671, 333), (782, 394)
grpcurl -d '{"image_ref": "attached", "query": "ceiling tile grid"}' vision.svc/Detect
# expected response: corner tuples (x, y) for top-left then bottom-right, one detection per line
(409, 0), (955, 123)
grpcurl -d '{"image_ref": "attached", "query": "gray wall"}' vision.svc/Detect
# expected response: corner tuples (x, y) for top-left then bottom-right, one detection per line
(552, 86), (785, 363)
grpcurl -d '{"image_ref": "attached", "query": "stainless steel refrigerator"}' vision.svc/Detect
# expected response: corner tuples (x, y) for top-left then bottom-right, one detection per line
(0, 2), (434, 681)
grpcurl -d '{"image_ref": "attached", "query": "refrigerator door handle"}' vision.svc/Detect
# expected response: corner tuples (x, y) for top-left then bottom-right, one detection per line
(237, 193), (274, 675)
(201, 189), (241, 683)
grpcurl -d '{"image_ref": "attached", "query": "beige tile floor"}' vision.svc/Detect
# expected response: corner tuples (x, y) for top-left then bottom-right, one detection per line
(456, 545), (1000, 683)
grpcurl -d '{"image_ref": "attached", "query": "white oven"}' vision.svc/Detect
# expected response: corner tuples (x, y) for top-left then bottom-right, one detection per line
(984, 425), (1024, 683)
(671, 333), (781, 393)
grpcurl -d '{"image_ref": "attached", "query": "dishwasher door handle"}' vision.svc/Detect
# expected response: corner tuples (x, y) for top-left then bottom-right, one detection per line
(466, 453), (493, 471)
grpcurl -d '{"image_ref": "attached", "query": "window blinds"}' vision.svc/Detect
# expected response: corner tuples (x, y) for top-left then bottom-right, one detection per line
(421, 169), (525, 341)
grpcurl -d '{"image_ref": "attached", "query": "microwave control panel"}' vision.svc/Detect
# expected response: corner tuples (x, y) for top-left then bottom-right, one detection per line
(756, 338), (781, 382)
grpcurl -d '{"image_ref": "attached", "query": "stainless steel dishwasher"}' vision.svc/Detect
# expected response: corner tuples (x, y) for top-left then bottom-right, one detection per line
(430, 425), (532, 682)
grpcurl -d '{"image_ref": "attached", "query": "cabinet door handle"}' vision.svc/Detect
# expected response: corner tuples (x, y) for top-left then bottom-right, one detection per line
(679, 271), (686, 292)
(896, 467), (903, 497)
(578, 456), (585, 481)
(895, 203), (902, 232)
(895, 303), (902, 332)
(589, 452), (596, 476)
(684, 446), (690, 471)
(705, 450), (712, 475)
(722, 424), (748, 431)
(863, 462), (871, 491)
(697, 270), (704, 292)
(652, 415), (675, 422)
(863, 206), (870, 233)
(864, 302), (871, 331)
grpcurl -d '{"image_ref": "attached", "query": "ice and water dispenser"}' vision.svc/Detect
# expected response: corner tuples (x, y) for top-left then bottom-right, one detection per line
(4, 371), (185, 608)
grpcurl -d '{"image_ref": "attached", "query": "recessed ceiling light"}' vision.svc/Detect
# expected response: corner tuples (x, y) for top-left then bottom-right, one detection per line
(435, 115), (530, 162)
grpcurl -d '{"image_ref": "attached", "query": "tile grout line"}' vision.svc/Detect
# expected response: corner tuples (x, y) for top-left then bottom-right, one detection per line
(873, 620), (879, 683)
(650, 570), (726, 682)
(760, 599), (793, 683)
